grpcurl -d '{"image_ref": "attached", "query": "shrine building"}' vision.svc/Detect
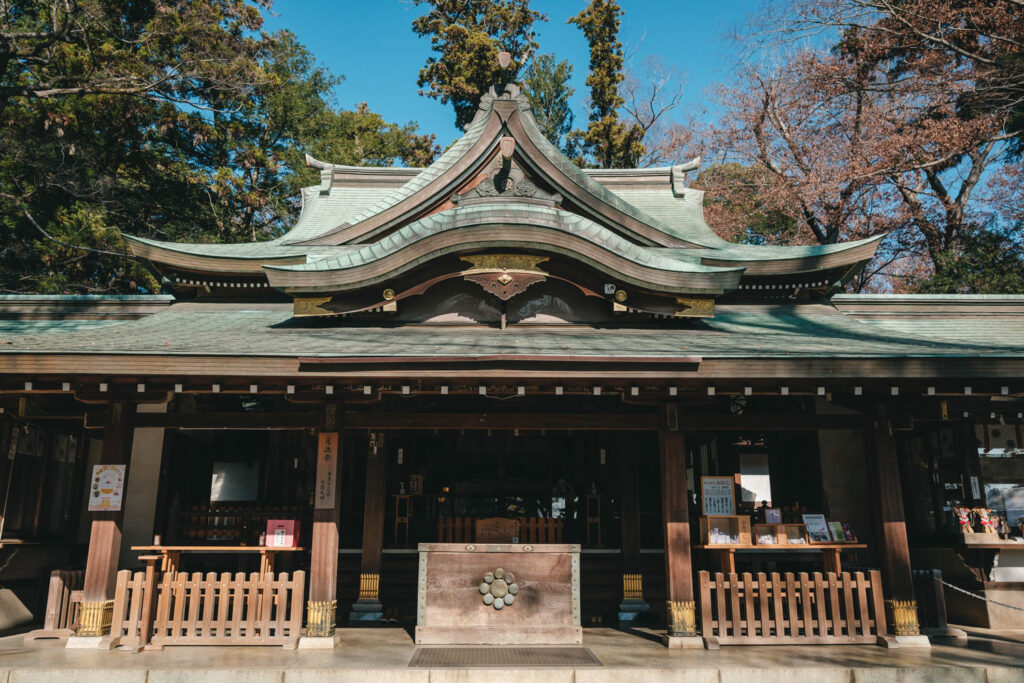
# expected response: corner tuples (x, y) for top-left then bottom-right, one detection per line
(1, 71), (1023, 654)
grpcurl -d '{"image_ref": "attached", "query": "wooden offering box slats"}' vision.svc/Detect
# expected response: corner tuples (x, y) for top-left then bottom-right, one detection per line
(415, 543), (581, 645)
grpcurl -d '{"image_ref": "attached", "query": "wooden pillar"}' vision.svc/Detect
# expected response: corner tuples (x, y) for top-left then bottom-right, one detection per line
(306, 404), (342, 638)
(660, 404), (696, 638)
(78, 400), (135, 637)
(866, 403), (921, 636)
(618, 436), (648, 621)
(350, 431), (386, 621)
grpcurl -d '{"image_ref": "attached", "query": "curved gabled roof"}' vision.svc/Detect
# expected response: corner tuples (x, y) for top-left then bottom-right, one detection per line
(124, 83), (884, 292)
(263, 202), (744, 295)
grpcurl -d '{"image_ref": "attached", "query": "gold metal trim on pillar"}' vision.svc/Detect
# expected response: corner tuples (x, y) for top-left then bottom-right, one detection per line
(306, 599), (337, 638)
(666, 600), (697, 637)
(359, 572), (380, 601)
(622, 573), (643, 601)
(885, 599), (921, 636)
(76, 599), (113, 637)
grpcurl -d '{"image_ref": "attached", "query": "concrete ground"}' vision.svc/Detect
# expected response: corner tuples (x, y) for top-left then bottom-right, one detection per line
(2, 626), (1023, 682)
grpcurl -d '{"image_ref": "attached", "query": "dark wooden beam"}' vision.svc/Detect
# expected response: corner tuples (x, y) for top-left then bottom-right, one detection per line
(79, 400), (135, 637)
(350, 431), (387, 621)
(343, 412), (660, 431)
(343, 412), (862, 431)
(660, 405), (696, 638)
(84, 411), (320, 430)
(866, 403), (921, 637)
(307, 405), (342, 639)
(85, 411), (867, 432)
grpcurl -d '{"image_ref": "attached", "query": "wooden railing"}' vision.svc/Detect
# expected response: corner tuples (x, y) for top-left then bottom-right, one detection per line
(699, 570), (887, 645)
(26, 569), (83, 640)
(111, 570), (304, 649)
(437, 516), (564, 544)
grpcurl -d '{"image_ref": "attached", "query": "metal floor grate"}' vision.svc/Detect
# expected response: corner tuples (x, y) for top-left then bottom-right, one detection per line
(409, 646), (602, 668)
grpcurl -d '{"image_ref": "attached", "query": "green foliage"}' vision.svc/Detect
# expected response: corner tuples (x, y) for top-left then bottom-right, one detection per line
(915, 226), (1024, 294)
(1, 6), (438, 294)
(566, 0), (644, 168)
(521, 54), (575, 152)
(693, 164), (800, 245)
(1, 0), (269, 111)
(412, 0), (546, 130)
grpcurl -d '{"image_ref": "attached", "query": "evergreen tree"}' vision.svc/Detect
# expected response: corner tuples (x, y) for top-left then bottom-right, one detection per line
(915, 226), (1024, 294)
(521, 54), (575, 152)
(1, 13), (437, 294)
(567, 0), (644, 168)
(412, 0), (546, 131)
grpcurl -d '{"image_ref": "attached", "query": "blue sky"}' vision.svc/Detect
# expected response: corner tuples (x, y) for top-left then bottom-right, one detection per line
(263, 1), (761, 147)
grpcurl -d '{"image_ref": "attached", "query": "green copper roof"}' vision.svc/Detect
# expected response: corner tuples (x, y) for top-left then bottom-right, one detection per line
(2, 300), (1024, 359)
(122, 85), (883, 285)
(268, 203), (737, 276)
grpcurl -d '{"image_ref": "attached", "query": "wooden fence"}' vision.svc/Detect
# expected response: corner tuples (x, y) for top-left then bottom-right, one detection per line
(438, 517), (474, 542)
(518, 517), (563, 543)
(699, 570), (887, 645)
(111, 570), (304, 649)
(437, 517), (563, 544)
(25, 569), (83, 640)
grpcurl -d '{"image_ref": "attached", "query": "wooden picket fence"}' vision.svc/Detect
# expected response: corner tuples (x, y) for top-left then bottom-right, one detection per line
(437, 517), (563, 543)
(438, 517), (474, 542)
(699, 570), (887, 645)
(111, 570), (304, 649)
(25, 569), (84, 640)
(518, 517), (563, 543)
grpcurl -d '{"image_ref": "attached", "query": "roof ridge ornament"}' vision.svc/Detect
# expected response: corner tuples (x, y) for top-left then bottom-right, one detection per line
(671, 156), (701, 197)
(304, 154), (334, 171)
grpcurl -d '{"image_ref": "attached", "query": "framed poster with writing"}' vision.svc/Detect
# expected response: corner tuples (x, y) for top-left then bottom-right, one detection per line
(88, 464), (125, 511)
(701, 476), (736, 516)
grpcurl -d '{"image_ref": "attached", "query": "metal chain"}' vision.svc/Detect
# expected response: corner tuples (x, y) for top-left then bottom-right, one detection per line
(940, 578), (1024, 613)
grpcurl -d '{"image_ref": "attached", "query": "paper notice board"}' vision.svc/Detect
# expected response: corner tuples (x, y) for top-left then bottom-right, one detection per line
(88, 464), (125, 511)
(701, 476), (736, 516)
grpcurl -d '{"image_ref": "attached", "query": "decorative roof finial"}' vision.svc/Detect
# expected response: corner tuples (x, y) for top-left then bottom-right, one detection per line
(497, 51), (513, 88)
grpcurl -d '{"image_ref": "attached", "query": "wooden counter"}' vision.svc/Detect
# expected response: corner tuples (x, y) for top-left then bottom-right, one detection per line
(694, 543), (867, 574)
(130, 545), (303, 575)
(415, 543), (581, 645)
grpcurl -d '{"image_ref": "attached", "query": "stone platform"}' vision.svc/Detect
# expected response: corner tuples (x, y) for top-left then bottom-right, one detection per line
(6, 626), (1024, 682)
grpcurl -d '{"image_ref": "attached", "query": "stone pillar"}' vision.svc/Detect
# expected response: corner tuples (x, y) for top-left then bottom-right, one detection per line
(349, 432), (386, 622)
(866, 403), (930, 647)
(70, 400), (135, 647)
(618, 440), (648, 623)
(301, 404), (342, 648)
(660, 404), (700, 648)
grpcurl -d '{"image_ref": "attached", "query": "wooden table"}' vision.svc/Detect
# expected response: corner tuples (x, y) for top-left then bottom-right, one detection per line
(130, 545), (304, 575)
(694, 543), (867, 574)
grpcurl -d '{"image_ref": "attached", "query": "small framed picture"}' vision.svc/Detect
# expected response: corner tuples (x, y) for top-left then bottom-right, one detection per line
(765, 508), (782, 524)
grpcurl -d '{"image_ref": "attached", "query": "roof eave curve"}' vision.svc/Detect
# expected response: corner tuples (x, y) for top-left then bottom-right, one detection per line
(262, 203), (744, 296)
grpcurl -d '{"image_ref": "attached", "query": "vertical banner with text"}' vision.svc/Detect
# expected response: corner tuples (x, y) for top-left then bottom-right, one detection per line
(315, 432), (339, 509)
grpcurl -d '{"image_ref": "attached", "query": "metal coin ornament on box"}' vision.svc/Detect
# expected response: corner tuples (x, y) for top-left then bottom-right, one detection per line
(479, 568), (518, 610)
